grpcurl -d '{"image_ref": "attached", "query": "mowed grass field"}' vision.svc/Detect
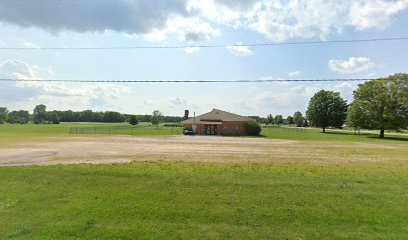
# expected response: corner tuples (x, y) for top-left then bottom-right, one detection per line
(0, 123), (407, 239)
(0, 122), (181, 145)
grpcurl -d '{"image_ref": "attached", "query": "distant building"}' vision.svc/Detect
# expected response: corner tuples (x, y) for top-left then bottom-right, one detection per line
(181, 108), (252, 136)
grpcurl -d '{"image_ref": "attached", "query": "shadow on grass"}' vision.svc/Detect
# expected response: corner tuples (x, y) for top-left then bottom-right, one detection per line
(322, 131), (408, 142)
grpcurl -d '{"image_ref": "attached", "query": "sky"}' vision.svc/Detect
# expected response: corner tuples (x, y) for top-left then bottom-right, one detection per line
(0, 0), (408, 117)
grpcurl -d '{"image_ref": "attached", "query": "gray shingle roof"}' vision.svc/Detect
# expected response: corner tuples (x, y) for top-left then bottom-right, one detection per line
(181, 109), (252, 124)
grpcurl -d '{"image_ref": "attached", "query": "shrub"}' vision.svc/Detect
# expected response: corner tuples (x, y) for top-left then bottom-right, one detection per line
(163, 123), (182, 127)
(49, 113), (60, 124)
(245, 121), (261, 136)
(129, 115), (139, 126)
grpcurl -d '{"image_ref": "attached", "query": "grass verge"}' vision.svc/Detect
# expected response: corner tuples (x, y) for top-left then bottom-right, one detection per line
(0, 161), (407, 239)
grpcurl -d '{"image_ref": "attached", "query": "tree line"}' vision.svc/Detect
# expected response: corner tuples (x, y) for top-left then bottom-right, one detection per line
(251, 74), (408, 138)
(0, 105), (183, 125)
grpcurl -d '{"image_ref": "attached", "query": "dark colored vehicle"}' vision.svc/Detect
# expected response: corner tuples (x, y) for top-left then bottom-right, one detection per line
(184, 129), (194, 135)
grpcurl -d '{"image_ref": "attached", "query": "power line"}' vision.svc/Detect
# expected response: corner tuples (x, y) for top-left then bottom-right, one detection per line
(0, 37), (407, 50)
(0, 78), (380, 83)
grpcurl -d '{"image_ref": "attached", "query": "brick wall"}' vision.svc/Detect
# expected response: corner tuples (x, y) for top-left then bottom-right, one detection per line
(183, 121), (247, 136)
(219, 121), (246, 136)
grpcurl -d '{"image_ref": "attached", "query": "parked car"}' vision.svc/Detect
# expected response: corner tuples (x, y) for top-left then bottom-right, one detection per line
(184, 129), (193, 135)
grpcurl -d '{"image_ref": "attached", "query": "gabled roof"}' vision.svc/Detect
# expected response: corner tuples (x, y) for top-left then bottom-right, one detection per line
(182, 109), (252, 124)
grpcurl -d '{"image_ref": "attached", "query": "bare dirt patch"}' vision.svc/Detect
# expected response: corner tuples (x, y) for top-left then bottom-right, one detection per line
(0, 135), (405, 166)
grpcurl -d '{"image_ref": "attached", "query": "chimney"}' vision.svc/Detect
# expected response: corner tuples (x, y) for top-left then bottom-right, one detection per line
(184, 110), (189, 120)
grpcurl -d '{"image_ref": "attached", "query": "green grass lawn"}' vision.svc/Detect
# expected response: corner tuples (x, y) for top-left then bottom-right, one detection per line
(0, 123), (407, 239)
(261, 127), (408, 143)
(1, 161), (407, 239)
(1, 123), (407, 144)
(0, 123), (182, 144)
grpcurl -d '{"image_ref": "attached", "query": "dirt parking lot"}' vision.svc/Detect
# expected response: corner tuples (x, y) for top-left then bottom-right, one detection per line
(0, 135), (405, 166)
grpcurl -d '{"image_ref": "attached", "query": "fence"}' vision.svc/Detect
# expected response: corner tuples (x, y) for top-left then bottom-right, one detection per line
(261, 125), (308, 133)
(69, 125), (182, 136)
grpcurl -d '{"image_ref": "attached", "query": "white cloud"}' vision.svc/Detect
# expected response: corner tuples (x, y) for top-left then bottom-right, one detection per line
(169, 97), (199, 110)
(169, 97), (189, 107)
(349, 0), (408, 30)
(184, 47), (200, 53)
(0, 0), (406, 42)
(288, 71), (301, 78)
(142, 16), (221, 42)
(143, 29), (167, 42)
(190, 0), (408, 42)
(167, 17), (221, 41)
(226, 44), (253, 56)
(0, 0), (190, 35)
(0, 60), (131, 110)
(22, 41), (40, 49)
(328, 57), (376, 74)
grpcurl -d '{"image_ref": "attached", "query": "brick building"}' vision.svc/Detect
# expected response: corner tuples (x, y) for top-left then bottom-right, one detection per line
(181, 108), (252, 136)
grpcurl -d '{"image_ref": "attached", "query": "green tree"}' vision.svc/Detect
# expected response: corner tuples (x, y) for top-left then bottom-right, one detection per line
(244, 121), (262, 136)
(0, 107), (8, 124)
(151, 110), (164, 126)
(49, 112), (60, 124)
(103, 111), (126, 122)
(303, 119), (309, 127)
(306, 90), (348, 133)
(266, 114), (274, 124)
(129, 115), (139, 126)
(293, 111), (304, 127)
(347, 74), (408, 138)
(8, 110), (29, 124)
(274, 115), (284, 125)
(286, 116), (294, 125)
(33, 104), (47, 124)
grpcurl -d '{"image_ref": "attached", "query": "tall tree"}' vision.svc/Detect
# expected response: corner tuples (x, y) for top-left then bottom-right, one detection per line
(306, 90), (348, 133)
(151, 110), (164, 126)
(0, 107), (8, 124)
(33, 104), (47, 124)
(274, 115), (284, 125)
(293, 111), (304, 127)
(347, 74), (408, 138)
(103, 111), (126, 122)
(266, 114), (274, 124)
(49, 112), (60, 124)
(286, 116), (294, 125)
(8, 110), (29, 124)
(129, 115), (139, 126)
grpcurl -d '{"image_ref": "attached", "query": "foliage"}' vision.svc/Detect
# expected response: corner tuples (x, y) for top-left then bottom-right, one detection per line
(163, 123), (182, 127)
(103, 111), (127, 123)
(8, 110), (29, 124)
(347, 74), (408, 138)
(134, 114), (183, 123)
(49, 112), (60, 124)
(306, 90), (348, 132)
(248, 116), (266, 123)
(129, 115), (139, 126)
(0, 107), (8, 124)
(274, 115), (284, 125)
(266, 114), (274, 124)
(293, 111), (304, 127)
(286, 116), (294, 125)
(151, 110), (164, 126)
(244, 121), (262, 136)
(33, 104), (48, 124)
(303, 119), (309, 127)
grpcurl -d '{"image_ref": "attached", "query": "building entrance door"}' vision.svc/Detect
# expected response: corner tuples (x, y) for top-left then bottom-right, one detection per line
(204, 124), (217, 135)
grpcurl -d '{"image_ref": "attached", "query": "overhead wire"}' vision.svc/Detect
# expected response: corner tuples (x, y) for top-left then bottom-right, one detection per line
(0, 78), (382, 83)
(0, 37), (407, 50)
